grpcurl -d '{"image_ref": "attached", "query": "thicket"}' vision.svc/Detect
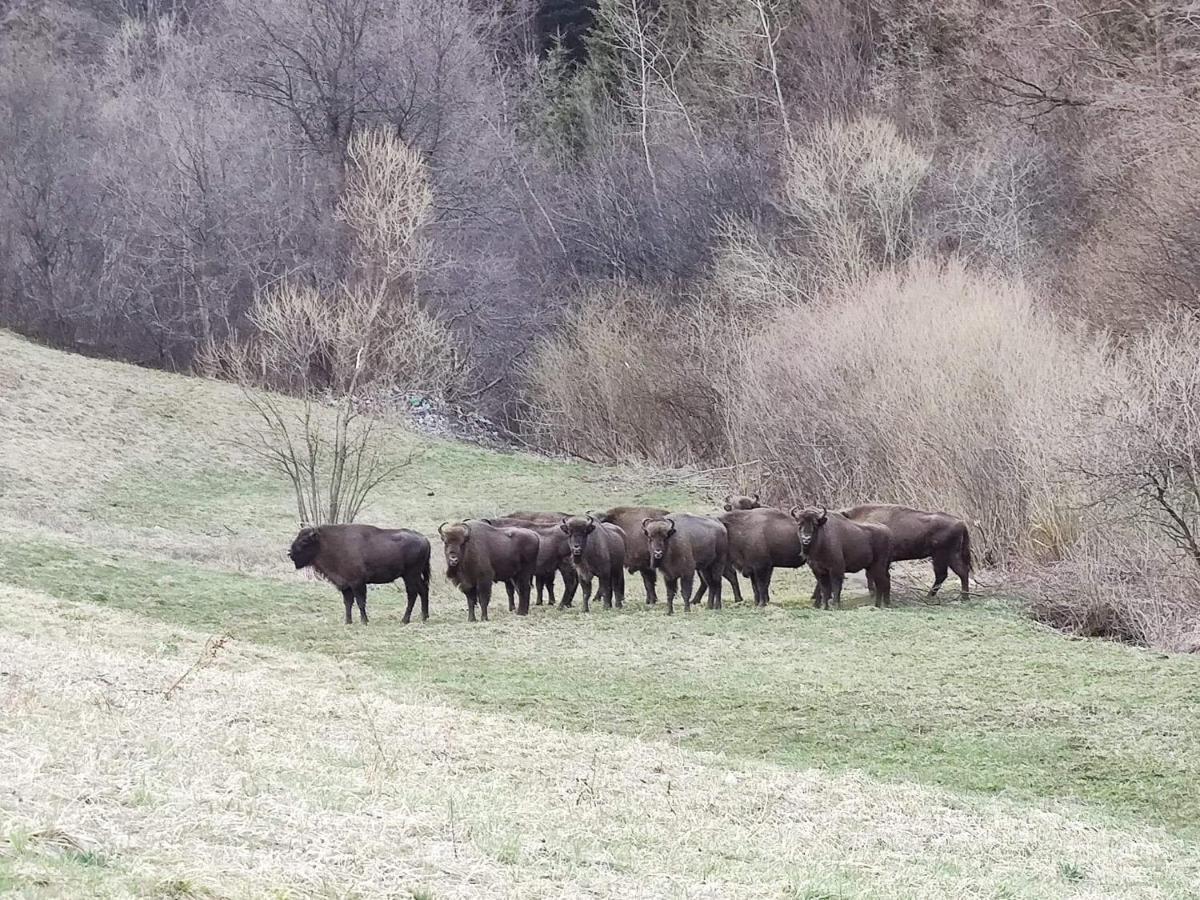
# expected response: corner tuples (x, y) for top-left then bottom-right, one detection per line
(5, 1), (1200, 647)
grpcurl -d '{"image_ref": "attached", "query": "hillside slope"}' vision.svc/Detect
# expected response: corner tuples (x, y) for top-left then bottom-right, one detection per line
(1, 331), (1199, 898)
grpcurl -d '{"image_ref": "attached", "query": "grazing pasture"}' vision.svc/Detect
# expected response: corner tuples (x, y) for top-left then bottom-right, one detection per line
(1, 331), (1199, 898)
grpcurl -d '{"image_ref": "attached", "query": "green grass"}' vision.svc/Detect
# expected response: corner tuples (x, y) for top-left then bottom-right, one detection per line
(2, 533), (1198, 838)
(3, 329), (1200, 896)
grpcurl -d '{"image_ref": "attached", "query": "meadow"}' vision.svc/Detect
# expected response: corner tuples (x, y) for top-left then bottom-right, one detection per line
(2, 330), (1199, 899)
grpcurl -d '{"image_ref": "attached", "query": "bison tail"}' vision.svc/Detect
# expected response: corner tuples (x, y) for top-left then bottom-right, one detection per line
(420, 555), (432, 589)
(960, 526), (973, 573)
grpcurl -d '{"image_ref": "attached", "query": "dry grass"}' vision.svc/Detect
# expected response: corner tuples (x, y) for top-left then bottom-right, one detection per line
(3, 584), (1198, 899)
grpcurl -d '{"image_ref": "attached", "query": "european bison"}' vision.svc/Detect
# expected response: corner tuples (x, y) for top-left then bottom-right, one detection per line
(839, 504), (972, 599)
(288, 524), (431, 625)
(716, 508), (806, 606)
(641, 514), (729, 614)
(439, 520), (538, 621)
(791, 506), (892, 608)
(598, 505), (670, 604)
(723, 493), (762, 511)
(560, 515), (626, 611)
(485, 516), (578, 608)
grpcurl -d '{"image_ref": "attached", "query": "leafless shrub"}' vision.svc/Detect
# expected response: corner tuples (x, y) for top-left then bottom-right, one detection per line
(1080, 315), (1200, 571)
(729, 257), (1117, 564)
(524, 283), (737, 465)
(1019, 536), (1200, 653)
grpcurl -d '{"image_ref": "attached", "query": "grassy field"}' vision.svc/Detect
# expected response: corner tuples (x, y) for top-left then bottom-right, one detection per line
(1, 330), (1199, 899)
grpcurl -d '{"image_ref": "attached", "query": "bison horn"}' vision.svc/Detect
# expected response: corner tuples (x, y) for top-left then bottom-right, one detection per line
(438, 521), (449, 536)
(666, 516), (676, 537)
(753, 493), (760, 502)
(641, 517), (652, 534)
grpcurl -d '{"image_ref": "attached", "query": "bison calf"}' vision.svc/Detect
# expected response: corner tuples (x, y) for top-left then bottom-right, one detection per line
(288, 524), (431, 625)
(440, 520), (538, 621)
(560, 515), (626, 612)
(791, 507), (892, 609)
(641, 515), (728, 614)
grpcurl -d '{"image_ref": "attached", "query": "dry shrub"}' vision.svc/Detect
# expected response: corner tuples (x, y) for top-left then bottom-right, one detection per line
(525, 284), (735, 464)
(729, 256), (1117, 563)
(202, 129), (460, 402)
(781, 116), (931, 281)
(1019, 535), (1200, 653)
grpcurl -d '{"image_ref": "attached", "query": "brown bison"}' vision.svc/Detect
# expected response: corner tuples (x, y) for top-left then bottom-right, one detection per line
(598, 505), (670, 604)
(716, 508), (806, 606)
(722, 493), (762, 511)
(560, 515), (626, 611)
(641, 514), (729, 614)
(439, 520), (539, 621)
(288, 524), (431, 625)
(484, 516), (578, 608)
(791, 507), (892, 608)
(839, 504), (972, 599)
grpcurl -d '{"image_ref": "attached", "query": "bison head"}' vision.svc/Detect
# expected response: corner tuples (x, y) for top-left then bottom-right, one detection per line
(560, 514), (596, 559)
(790, 506), (827, 550)
(439, 521), (470, 570)
(288, 527), (321, 569)
(724, 493), (762, 511)
(641, 516), (676, 567)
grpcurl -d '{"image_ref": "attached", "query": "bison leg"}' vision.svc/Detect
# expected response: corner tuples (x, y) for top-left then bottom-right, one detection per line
(813, 571), (832, 610)
(420, 579), (430, 621)
(828, 572), (845, 609)
(664, 577), (678, 615)
(707, 566), (724, 610)
(725, 565), (743, 604)
(341, 588), (355, 625)
(612, 566), (625, 608)
(354, 585), (369, 625)
(466, 587), (478, 623)
(580, 576), (593, 613)
(873, 565), (892, 608)
(401, 575), (420, 624)
(929, 555), (949, 599)
(758, 567), (775, 606)
(515, 576), (532, 616)
(559, 563), (578, 608)
(949, 554), (970, 601)
(692, 580), (708, 608)
(505, 579), (516, 612)
(681, 573), (695, 613)
(480, 581), (493, 621)
(640, 568), (659, 604)
(600, 575), (614, 609)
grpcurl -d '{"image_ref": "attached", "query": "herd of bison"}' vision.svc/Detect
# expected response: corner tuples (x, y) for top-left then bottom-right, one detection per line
(287, 496), (973, 625)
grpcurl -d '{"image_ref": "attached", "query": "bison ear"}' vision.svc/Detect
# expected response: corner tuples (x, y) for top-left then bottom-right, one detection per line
(585, 521), (596, 534)
(753, 493), (760, 503)
(817, 507), (827, 526)
(723, 503), (733, 511)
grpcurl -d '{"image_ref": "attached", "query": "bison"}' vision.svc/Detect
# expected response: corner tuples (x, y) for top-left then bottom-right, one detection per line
(598, 505), (670, 604)
(288, 524), (431, 625)
(716, 508), (806, 606)
(838, 504), (972, 600)
(791, 506), (892, 609)
(722, 493), (762, 511)
(641, 514), (729, 614)
(560, 515), (626, 611)
(439, 520), (539, 621)
(484, 515), (578, 608)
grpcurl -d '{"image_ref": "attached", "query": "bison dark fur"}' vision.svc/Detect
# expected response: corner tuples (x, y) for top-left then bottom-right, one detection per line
(598, 505), (670, 604)
(839, 504), (971, 600)
(484, 516), (578, 608)
(641, 514), (729, 614)
(439, 520), (539, 621)
(716, 508), (806, 607)
(722, 493), (762, 511)
(560, 515), (626, 612)
(288, 524), (430, 625)
(791, 507), (893, 609)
